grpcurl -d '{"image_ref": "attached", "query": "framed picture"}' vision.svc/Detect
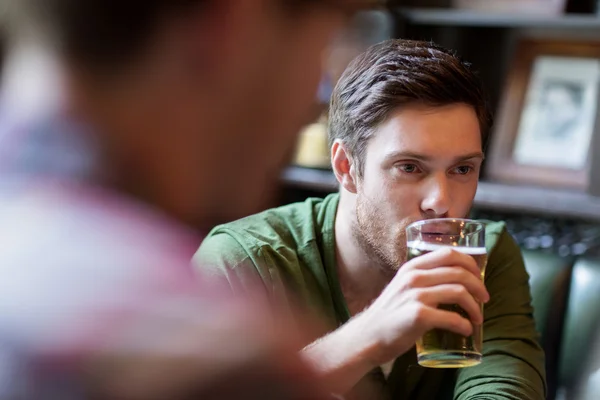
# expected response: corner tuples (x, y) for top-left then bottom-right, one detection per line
(486, 39), (600, 191)
(452, 0), (567, 16)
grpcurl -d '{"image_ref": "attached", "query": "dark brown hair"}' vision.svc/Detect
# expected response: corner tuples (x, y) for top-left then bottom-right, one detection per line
(329, 39), (492, 176)
(3, 1), (209, 72)
(6, 0), (353, 74)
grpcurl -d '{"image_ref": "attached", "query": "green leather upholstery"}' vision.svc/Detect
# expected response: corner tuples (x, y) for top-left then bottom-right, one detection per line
(522, 250), (574, 400)
(556, 258), (600, 400)
(578, 363), (600, 400)
(523, 252), (600, 400)
(522, 251), (573, 345)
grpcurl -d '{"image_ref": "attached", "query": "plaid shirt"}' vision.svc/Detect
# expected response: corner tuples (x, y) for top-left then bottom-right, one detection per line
(0, 113), (228, 398)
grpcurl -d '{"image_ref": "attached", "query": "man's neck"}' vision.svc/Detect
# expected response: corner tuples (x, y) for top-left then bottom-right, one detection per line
(334, 192), (393, 317)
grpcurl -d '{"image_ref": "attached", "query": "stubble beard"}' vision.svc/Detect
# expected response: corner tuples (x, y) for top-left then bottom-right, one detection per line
(353, 193), (409, 278)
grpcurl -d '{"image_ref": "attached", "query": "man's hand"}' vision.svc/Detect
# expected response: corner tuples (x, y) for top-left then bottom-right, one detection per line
(302, 248), (489, 395)
(355, 247), (489, 366)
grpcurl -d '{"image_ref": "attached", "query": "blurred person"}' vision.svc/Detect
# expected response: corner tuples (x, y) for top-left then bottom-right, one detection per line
(196, 39), (547, 399)
(0, 0), (381, 398)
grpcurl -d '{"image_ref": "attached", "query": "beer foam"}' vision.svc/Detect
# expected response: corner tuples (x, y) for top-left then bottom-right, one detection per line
(407, 241), (486, 255)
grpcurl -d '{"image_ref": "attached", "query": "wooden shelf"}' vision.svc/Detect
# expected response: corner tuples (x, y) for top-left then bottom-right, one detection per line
(282, 166), (600, 221)
(281, 166), (338, 192)
(475, 181), (600, 221)
(396, 8), (600, 29)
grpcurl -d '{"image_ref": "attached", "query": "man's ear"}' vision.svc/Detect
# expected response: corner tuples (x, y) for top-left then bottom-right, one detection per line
(331, 140), (358, 194)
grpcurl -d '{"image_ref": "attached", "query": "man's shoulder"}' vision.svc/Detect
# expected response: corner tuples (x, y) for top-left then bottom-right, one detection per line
(197, 194), (339, 283)
(0, 181), (205, 352)
(478, 219), (513, 254)
(478, 219), (526, 271)
(205, 194), (338, 253)
(0, 181), (199, 269)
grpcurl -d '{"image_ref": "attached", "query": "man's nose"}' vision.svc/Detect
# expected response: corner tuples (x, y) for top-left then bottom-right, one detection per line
(420, 173), (451, 218)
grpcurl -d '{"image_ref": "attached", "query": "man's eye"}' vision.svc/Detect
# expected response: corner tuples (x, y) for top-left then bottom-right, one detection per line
(398, 164), (420, 173)
(454, 166), (473, 175)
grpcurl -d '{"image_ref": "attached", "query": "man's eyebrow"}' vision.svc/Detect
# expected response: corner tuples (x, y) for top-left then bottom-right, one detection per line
(382, 151), (485, 163)
(382, 151), (431, 162)
(454, 152), (486, 162)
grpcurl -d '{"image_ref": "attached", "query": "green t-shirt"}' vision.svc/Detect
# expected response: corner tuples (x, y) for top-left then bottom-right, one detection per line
(195, 194), (546, 400)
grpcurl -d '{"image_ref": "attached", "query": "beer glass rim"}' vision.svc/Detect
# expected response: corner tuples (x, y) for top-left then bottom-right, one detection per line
(406, 218), (485, 232)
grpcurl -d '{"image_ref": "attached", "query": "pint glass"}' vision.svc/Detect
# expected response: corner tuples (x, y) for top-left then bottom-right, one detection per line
(406, 218), (487, 368)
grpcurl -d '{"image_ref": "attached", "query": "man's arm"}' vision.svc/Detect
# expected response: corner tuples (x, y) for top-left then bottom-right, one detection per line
(301, 312), (388, 398)
(198, 233), (491, 397)
(454, 228), (547, 400)
(196, 232), (383, 396)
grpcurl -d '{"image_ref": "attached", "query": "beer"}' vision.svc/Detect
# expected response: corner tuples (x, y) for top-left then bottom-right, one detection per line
(407, 241), (488, 368)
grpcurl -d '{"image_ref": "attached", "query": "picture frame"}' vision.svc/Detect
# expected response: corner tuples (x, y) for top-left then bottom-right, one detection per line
(486, 39), (600, 191)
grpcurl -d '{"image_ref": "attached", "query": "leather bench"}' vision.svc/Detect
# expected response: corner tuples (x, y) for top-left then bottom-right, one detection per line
(523, 250), (600, 400)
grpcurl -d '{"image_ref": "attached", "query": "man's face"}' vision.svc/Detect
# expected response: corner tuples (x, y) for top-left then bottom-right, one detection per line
(353, 104), (484, 271)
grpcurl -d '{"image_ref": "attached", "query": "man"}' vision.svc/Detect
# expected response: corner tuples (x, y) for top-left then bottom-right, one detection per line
(196, 39), (547, 399)
(0, 0), (374, 398)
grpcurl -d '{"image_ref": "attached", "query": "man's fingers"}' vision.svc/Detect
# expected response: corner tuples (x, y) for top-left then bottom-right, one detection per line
(406, 267), (489, 303)
(416, 284), (483, 325)
(417, 306), (473, 337)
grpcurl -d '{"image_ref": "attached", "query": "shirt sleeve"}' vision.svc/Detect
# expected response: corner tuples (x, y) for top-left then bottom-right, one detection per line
(192, 230), (271, 297)
(453, 227), (547, 400)
(193, 230), (328, 336)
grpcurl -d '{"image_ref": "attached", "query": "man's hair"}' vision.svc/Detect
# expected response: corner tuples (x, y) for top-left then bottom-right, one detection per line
(2, 1), (211, 72)
(2, 0), (343, 73)
(329, 39), (492, 176)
